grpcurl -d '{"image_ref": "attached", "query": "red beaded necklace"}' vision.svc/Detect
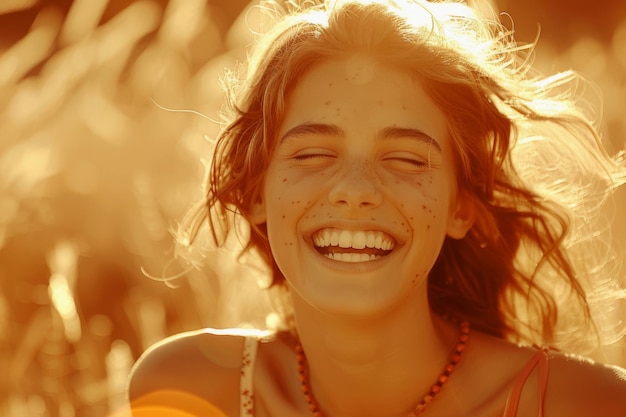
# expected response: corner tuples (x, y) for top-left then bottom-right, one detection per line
(295, 320), (470, 417)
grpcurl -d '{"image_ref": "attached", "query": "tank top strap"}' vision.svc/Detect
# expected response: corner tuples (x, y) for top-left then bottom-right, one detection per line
(240, 336), (259, 416)
(502, 347), (550, 417)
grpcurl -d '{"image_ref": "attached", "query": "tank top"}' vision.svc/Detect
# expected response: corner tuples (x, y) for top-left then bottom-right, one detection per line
(240, 337), (550, 417)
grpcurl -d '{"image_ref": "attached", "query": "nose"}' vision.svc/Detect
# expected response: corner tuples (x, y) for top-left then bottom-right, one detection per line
(328, 160), (382, 209)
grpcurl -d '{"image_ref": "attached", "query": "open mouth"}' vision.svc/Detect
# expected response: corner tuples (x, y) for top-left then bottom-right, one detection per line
(312, 228), (396, 263)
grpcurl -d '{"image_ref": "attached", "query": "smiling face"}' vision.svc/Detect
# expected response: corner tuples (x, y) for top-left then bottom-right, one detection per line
(252, 56), (474, 316)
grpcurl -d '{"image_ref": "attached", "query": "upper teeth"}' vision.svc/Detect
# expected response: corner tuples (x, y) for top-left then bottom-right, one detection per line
(313, 229), (395, 251)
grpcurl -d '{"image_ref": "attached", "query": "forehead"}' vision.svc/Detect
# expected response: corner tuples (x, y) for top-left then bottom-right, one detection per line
(279, 56), (449, 147)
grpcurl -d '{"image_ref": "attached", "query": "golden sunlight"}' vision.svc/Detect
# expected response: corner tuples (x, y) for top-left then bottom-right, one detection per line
(0, 1), (624, 416)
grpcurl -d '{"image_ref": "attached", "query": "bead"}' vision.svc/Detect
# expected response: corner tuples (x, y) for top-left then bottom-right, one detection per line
(295, 319), (470, 417)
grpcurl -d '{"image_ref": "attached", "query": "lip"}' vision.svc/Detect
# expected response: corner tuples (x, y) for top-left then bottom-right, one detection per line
(312, 227), (396, 250)
(303, 222), (406, 269)
(306, 220), (404, 239)
(304, 237), (403, 272)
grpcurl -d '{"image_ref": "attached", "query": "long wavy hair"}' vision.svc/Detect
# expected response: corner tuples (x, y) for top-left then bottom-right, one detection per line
(177, 0), (626, 350)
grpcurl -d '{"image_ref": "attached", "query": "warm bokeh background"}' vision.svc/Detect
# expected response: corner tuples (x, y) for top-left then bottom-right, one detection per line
(0, 1), (624, 416)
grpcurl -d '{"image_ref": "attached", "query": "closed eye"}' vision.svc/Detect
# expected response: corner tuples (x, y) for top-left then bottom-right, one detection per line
(291, 150), (337, 167)
(390, 157), (427, 167)
(383, 155), (430, 172)
(293, 153), (334, 161)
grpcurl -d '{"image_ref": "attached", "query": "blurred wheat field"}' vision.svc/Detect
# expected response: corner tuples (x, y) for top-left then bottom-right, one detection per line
(0, 1), (625, 416)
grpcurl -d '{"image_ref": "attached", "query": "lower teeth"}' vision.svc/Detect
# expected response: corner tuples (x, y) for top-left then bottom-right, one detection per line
(325, 253), (379, 262)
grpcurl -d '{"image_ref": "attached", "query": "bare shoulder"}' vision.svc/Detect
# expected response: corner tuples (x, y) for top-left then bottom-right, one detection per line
(545, 350), (626, 415)
(462, 332), (626, 416)
(128, 328), (273, 416)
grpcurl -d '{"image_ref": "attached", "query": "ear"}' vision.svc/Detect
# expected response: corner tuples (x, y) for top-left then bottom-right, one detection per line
(249, 196), (266, 225)
(446, 190), (476, 240)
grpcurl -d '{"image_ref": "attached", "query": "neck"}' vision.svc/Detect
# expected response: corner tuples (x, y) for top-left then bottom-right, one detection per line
(290, 290), (458, 417)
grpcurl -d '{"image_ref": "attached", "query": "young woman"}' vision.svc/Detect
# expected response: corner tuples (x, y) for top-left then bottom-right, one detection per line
(128, 0), (626, 415)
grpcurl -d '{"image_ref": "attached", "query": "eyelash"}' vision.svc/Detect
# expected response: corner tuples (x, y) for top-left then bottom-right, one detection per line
(390, 157), (427, 166)
(289, 153), (430, 170)
(382, 156), (431, 172)
(292, 153), (334, 161)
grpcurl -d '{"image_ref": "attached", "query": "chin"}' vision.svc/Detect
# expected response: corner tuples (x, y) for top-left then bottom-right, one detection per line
(294, 281), (416, 319)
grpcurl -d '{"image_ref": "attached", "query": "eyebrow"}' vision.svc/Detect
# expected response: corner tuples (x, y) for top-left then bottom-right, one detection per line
(279, 123), (343, 143)
(279, 122), (442, 152)
(378, 126), (442, 153)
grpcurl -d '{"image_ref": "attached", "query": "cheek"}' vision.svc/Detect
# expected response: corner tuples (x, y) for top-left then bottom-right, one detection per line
(272, 169), (328, 209)
(395, 175), (452, 231)
(266, 177), (315, 231)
